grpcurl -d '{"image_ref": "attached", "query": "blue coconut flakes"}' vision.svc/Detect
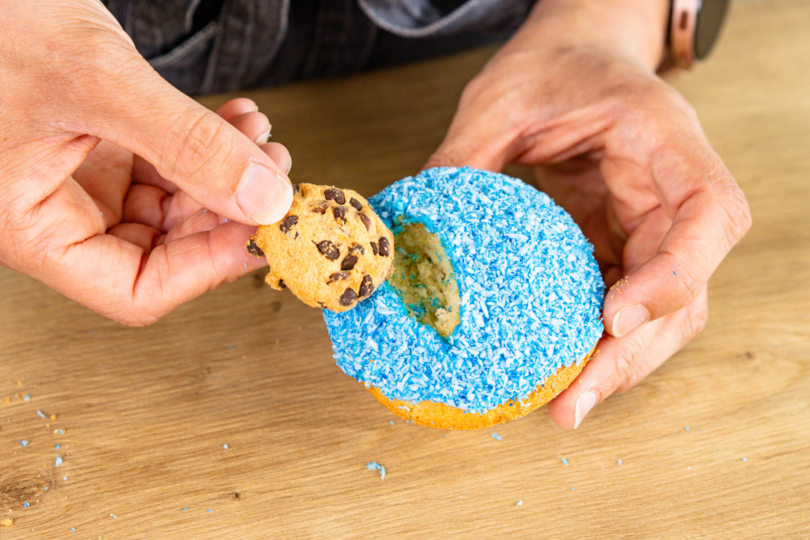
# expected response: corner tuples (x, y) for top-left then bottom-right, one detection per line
(323, 167), (604, 413)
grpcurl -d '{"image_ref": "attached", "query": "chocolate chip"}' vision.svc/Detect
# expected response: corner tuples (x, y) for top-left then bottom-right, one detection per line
(349, 198), (362, 211)
(349, 243), (364, 255)
(327, 272), (349, 284)
(293, 184), (300, 194)
(246, 237), (264, 257)
(312, 204), (328, 215)
(279, 215), (298, 233)
(277, 279), (287, 289)
(316, 240), (339, 260)
(359, 213), (372, 231)
(341, 255), (358, 271)
(339, 288), (358, 306)
(324, 188), (346, 205)
(333, 206), (347, 223)
(378, 236), (390, 257)
(370, 241), (378, 256)
(358, 275), (374, 298)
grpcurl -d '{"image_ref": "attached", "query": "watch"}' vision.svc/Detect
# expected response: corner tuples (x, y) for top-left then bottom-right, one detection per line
(668, 0), (731, 68)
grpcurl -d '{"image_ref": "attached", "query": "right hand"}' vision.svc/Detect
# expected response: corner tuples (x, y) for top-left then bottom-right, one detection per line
(0, 0), (294, 325)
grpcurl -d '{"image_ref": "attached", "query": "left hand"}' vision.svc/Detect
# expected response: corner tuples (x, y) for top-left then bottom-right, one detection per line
(425, 0), (752, 428)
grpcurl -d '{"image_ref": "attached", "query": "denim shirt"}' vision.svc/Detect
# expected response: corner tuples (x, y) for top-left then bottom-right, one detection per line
(103, 0), (536, 95)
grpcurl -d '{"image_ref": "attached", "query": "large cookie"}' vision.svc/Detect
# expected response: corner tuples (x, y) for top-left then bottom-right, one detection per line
(247, 183), (394, 312)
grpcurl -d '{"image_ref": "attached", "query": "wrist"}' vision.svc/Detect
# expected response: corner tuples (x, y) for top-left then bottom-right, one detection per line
(520, 0), (671, 71)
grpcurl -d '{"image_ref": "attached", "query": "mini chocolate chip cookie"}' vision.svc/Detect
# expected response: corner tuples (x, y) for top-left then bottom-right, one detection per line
(246, 183), (394, 312)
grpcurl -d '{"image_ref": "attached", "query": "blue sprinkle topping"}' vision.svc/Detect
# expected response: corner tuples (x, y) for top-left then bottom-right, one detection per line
(324, 168), (604, 413)
(207, 510), (214, 513)
(23, 394), (31, 401)
(55, 444), (61, 450)
(673, 271), (677, 276)
(55, 456), (63, 467)
(491, 433), (503, 441)
(223, 444), (229, 449)
(685, 426), (690, 431)
(183, 507), (189, 511)
(389, 420), (394, 425)
(742, 457), (748, 462)
(516, 500), (523, 506)
(366, 461), (386, 479)
(59, 429), (65, 435)
(19, 440), (29, 447)
(561, 458), (569, 466)
(617, 459), (623, 465)
(36, 410), (46, 419)
(63, 477), (67, 481)
(71, 527), (75, 532)
(24, 502), (29, 508)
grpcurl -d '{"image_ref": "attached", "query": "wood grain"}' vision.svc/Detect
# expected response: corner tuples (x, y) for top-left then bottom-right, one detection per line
(1, 0), (809, 537)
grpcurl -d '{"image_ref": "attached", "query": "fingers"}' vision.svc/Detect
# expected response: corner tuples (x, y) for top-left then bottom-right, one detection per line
(43, 221), (266, 326)
(216, 98), (259, 121)
(603, 143), (751, 337)
(548, 287), (708, 429)
(75, 59), (293, 226)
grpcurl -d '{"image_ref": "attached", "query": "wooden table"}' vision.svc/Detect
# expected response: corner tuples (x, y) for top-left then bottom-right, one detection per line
(2, 0), (808, 537)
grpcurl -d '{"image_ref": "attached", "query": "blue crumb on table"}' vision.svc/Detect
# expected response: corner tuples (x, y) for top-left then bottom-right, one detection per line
(561, 458), (569, 465)
(491, 433), (503, 441)
(685, 426), (690, 431)
(55, 456), (63, 467)
(617, 459), (623, 465)
(366, 462), (386, 479)
(324, 167), (604, 413)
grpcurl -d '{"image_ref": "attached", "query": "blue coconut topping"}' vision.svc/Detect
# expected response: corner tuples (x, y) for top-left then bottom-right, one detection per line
(323, 167), (604, 413)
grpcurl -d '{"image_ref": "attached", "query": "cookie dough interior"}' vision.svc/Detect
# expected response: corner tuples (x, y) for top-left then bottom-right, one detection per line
(389, 222), (461, 338)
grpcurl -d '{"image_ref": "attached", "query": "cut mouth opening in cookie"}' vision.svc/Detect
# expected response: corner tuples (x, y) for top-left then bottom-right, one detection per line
(388, 222), (460, 338)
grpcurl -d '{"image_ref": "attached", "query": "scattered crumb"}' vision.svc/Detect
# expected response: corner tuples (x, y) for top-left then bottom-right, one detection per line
(742, 457), (748, 462)
(516, 501), (523, 507)
(36, 410), (46, 419)
(23, 394), (31, 401)
(617, 459), (622, 465)
(19, 440), (29, 447)
(491, 433), (503, 441)
(23, 502), (29, 508)
(109, 514), (117, 520)
(207, 510), (214, 513)
(55, 456), (63, 467)
(223, 444), (229, 450)
(1, 518), (13, 527)
(55, 444), (60, 450)
(561, 458), (569, 465)
(389, 420), (394, 425)
(684, 427), (690, 431)
(182, 508), (189, 511)
(228, 345), (236, 350)
(50, 414), (57, 421)
(366, 462), (386, 479)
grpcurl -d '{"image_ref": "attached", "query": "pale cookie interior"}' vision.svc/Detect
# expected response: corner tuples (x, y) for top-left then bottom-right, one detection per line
(388, 222), (461, 338)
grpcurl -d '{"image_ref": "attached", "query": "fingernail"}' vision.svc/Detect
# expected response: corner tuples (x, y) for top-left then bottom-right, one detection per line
(612, 305), (650, 338)
(236, 163), (292, 225)
(574, 391), (599, 429)
(283, 154), (292, 174)
(254, 129), (271, 145)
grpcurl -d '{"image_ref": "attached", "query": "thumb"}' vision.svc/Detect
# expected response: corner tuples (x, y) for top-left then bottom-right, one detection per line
(79, 58), (293, 226)
(423, 84), (516, 172)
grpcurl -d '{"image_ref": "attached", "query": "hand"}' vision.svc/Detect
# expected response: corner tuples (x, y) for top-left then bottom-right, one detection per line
(0, 0), (293, 325)
(425, 0), (752, 428)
